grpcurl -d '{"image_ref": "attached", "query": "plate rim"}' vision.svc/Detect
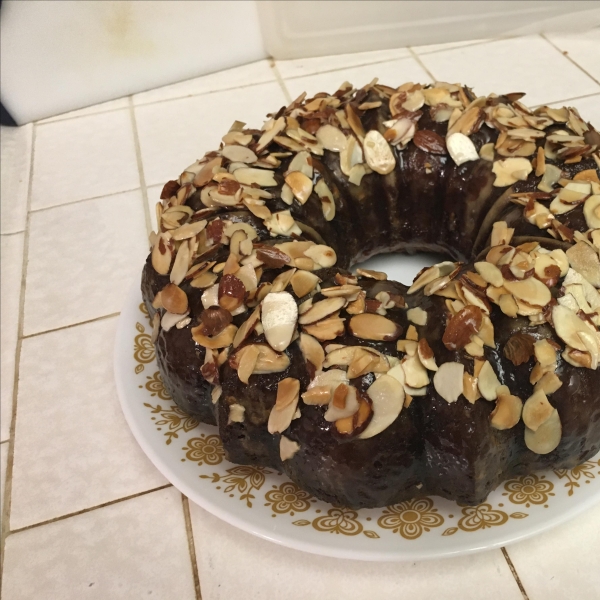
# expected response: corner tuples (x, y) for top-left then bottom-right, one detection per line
(114, 281), (600, 561)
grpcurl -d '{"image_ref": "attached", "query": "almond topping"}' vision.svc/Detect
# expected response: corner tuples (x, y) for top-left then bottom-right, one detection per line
(348, 313), (402, 342)
(492, 157), (532, 187)
(261, 291), (298, 352)
(280, 435), (300, 461)
(358, 375), (404, 439)
(407, 306), (428, 326)
(291, 270), (320, 298)
(490, 392), (523, 430)
(477, 360), (502, 400)
(442, 305), (483, 350)
(160, 283), (188, 315)
(218, 274), (246, 312)
(363, 130), (396, 175)
(524, 408), (562, 454)
(268, 378), (300, 434)
(503, 333), (535, 366)
(191, 323), (238, 349)
(298, 297), (346, 325)
(474, 261), (503, 287)
(315, 124), (347, 152)
(285, 171), (313, 204)
(198, 306), (232, 337)
(232, 306), (261, 348)
(356, 268), (387, 280)
(534, 372), (563, 396)
(302, 316), (345, 341)
(299, 333), (324, 372)
(151, 233), (173, 275)
(237, 344), (260, 384)
(503, 277), (551, 307)
(446, 132), (479, 166)
(417, 338), (438, 371)
(433, 362), (464, 403)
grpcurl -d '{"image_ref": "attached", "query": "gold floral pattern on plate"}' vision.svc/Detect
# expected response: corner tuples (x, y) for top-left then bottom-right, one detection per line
(265, 482), (314, 516)
(554, 459), (600, 496)
(183, 435), (224, 466)
(200, 465), (272, 508)
(377, 498), (444, 540)
(503, 474), (555, 507)
(128, 299), (600, 548)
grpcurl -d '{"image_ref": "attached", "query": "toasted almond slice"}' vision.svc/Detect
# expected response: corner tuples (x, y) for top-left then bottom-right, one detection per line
(477, 360), (502, 400)
(402, 354), (430, 388)
(151, 233), (173, 275)
(363, 130), (396, 175)
(407, 261), (458, 294)
(503, 277), (551, 307)
(324, 384), (359, 422)
(583, 195), (600, 229)
(161, 310), (189, 332)
(407, 306), (428, 326)
(474, 261), (503, 287)
(161, 283), (188, 314)
(299, 332), (324, 371)
(406, 325), (419, 341)
(304, 244), (337, 268)
(491, 221), (514, 247)
(479, 142), (495, 162)
(234, 167), (277, 187)
(302, 316), (346, 341)
(397, 339), (418, 355)
(298, 297), (345, 325)
(268, 378), (300, 434)
(172, 220), (207, 241)
(291, 270), (320, 298)
(191, 323), (238, 349)
(462, 372), (481, 403)
(285, 171), (313, 204)
(433, 362), (464, 403)
(492, 157), (532, 187)
(315, 179), (336, 221)
(280, 435), (300, 461)
(534, 372), (563, 395)
(553, 305), (598, 353)
(534, 339), (557, 367)
(261, 292), (298, 352)
(231, 306), (260, 349)
(321, 284), (362, 299)
(566, 241), (600, 288)
(525, 408), (562, 454)
(490, 392), (523, 430)
(302, 385), (332, 405)
(349, 313), (402, 341)
(221, 144), (257, 164)
(356, 268), (387, 281)
(316, 124), (347, 152)
(358, 375), (404, 439)
(417, 338), (438, 371)
(446, 132), (479, 166)
(522, 390), (554, 431)
(237, 344), (260, 384)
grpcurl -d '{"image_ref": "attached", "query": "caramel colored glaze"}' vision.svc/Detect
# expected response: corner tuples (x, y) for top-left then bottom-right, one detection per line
(141, 86), (600, 508)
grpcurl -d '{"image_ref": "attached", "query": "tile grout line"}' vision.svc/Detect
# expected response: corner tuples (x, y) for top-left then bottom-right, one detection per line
(0, 120), (37, 592)
(407, 47), (437, 83)
(502, 547), (531, 600)
(531, 91), (600, 110)
(29, 186), (142, 215)
(269, 58), (292, 105)
(182, 495), (203, 600)
(7, 484), (173, 536)
(540, 33), (600, 87)
(0, 230), (26, 238)
(128, 97), (153, 238)
(21, 311), (121, 340)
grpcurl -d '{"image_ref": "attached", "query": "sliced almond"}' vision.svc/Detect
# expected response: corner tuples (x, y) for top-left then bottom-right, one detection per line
(234, 167), (277, 187)
(316, 124), (347, 152)
(492, 157), (532, 187)
(433, 362), (464, 403)
(356, 268), (387, 281)
(462, 372), (481, 403)
(172, 219), (207, 241)
(490, 391), (523, 430)
(299, 333), (324, 371)
(534, 339), (557, 367)
(358, 375), (404, 439)
(280, 435), (300, 461)
(314, 178), (336, 221)
(566, 241), (600, 288)
(446, 132), (479, 166)
(534, 372), (563, 395)
(402, 354), (430, 388)
(228, 403), (245, 424)
(151, 233), (173, 275)
(261, 291), (298, 352)
(161, 283), (188, 315)
(583, 195), (600, 229)
(285, 171), (313, 204)
(522, 390), (554, 431)
(552, 305), (598, 353)
(191, 323), (238, 349)
(407, 307), (428, 326)
(525, 408), (562, 454)
(503, 277), (551, 307)
(232, 306), (261, 348)
(324, 384), (359, 422)
(237, 344), (260, 384)
(303, 316), (346, 341)
(417, 338), (438, 371)
(298, 297), (345, 325)
(474, 261), (503, 287)
(291, 270), (320, 298)
(477, 360), (502, 400)
(303, 244), (337, 268)
(363, 130), (396, 175)
(349, 313), (402, 341)
(268, 378), (300, 434)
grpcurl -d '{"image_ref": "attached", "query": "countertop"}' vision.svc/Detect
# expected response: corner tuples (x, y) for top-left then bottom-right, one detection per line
(1, 32), (600, 600)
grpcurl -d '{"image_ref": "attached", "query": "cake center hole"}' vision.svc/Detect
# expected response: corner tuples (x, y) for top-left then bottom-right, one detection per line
(352, 252), (447, 286)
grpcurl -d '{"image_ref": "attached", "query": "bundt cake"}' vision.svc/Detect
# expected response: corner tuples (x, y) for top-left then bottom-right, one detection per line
(141, 79), (600, 509)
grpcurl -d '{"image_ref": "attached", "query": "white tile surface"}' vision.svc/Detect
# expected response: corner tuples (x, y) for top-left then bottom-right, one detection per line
(37, 97), (130, 124)
(10, 317), (167, 530)
(23, 189), (148, 336)
(419, 35), (600, 107)
(31, 109), (139, 210)
(411, 38), (490, 55)
(133, 59), (276, 105)
(506, 503), (600, 600)
(276, 47), (411, 80)
(1, 442), (8, 527)
(1, 233), (24, 442)
(0, 124), (32, 234)
(3, 487), (196, 600)
(189, 504), (523, 600)
(135, 81), (287, 186)
(283, 56), (433, 100)
(546, 29), (600, 84)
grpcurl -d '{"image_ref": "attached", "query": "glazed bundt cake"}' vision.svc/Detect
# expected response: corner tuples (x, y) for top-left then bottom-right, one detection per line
(141, 80), (600, 509)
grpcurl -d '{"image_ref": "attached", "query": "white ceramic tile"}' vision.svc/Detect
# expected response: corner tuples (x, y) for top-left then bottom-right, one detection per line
(284, 56), (434, 100)
(23, 190), (148, 336)
(506, 502), (600, 600)
(37, 96), (130, 124)
(11, 317), (168, 529)
(1, 233), (24, 442)
(3, 487), (196, 600)
(276, 47), (411, 80)
(1, 442), (8, 527)
(0, 124), (32, 234)
(31, 109), (139, 210)
(146, 184), (164, 233)
(419, 35), (600, 107)
(135, 81), (287, 186)
(133, 59), (276, 105)
(546, 93), (600, 125)
(411, 38), (490, 55)
(189, 504), (523, 600)
(546, 29), (600, 83)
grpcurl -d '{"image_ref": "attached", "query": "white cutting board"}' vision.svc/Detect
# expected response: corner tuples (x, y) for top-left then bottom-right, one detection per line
(0, 0), (266, 124)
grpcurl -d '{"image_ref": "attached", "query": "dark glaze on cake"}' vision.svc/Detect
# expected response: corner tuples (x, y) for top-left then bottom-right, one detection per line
(141, 80), (600, 508)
